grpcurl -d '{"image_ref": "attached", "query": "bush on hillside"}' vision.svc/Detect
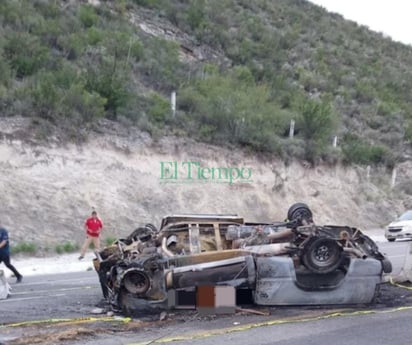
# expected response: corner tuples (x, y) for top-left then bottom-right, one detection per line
(341, 133), (394, 166)
(179, 68), (292, 153)
(295, 98), (337, 163)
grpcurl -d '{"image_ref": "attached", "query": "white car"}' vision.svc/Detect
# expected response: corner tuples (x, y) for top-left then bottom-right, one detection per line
(385, 210), (412, 242)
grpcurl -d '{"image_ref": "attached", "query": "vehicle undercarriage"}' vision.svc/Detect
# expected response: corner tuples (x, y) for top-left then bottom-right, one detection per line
(93, 203), (392, 315)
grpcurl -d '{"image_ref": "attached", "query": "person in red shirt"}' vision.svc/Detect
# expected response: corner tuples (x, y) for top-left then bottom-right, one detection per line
(79, 211), (103, 260)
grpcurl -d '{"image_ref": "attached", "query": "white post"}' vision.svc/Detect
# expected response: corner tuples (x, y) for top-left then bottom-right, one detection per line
(333, 136), (338, 148)
(289, 120), (295, 138)
(126, 37), (132, 64)
(366, 165), (371, 181)
(171, 91), (176, 118)
(391, 167), (397, 188)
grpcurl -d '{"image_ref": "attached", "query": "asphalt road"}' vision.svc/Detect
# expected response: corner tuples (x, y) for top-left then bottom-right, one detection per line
(134, 307), (412, 345)
(0, 271), (102, 325)
(74, 306), (411, 345)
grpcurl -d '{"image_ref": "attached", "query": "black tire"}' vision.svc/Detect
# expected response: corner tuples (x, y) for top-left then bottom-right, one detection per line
(145, 223), (158, 233)
(381, 257), (392, 274)
(126, 227), (148, 242)
(301, 237), (343, 274)
(287, 203), (313, 226)
(387, 238), (396, 242)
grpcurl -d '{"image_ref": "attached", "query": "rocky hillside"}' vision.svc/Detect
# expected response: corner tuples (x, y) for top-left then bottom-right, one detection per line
(0, 0), (412, 165)
(1, 117), (411, 252)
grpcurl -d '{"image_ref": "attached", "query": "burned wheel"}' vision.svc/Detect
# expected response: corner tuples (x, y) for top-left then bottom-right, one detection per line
(301, 237), (343, 274)
(126, 227), (154, 243)
(287, 203), (313, 226)
(123, 269), (150, 295)
(145, 223), (158, 233)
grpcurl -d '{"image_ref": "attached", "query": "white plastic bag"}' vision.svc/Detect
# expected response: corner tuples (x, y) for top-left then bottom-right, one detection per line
(0, 269), (11, 299)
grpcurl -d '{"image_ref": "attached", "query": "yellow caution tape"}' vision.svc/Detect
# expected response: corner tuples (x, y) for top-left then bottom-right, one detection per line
(126, 306), (412, 345)
(1, 316), (131, 328)
(4, 286), (412, 343)
(389, 277), (412, 290)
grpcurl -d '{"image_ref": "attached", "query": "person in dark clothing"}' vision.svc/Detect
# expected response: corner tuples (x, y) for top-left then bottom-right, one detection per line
(0, 226), (23, 283)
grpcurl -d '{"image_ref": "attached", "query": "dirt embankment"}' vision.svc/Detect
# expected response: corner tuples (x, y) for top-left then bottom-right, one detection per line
(0, 117), (411, 250)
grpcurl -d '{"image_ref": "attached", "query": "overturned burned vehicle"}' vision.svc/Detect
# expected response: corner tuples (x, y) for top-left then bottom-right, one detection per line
(93, 203), (392, 314)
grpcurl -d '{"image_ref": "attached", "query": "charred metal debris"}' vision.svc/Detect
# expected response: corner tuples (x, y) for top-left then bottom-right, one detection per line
(93, 203), (392, 315)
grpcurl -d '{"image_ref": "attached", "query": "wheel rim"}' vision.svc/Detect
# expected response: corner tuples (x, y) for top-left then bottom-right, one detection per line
(303, 237), (342, 273)
(311, 243), (337, 267)
(123, 269), (150, 294)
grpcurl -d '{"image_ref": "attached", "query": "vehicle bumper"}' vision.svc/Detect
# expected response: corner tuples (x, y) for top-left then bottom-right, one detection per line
(385, 232), (412, 240)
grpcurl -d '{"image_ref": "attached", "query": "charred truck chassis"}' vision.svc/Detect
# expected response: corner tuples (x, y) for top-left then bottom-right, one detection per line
(93, 204), (392, 314)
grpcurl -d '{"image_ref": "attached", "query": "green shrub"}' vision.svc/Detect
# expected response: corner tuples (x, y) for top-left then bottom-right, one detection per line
(186, 0), (206, 30)
(103, 31), (143, 62)
(32, 17), (62, 48)
(104, 31), (134, 57)
(55, 241), (79, 254)
(376, 101), (398, 117)
(86, 27), (104, 45)
(104, 236), (117, 246)
(140, 37), (183, 91)
(3, 32), (49, 78)
(116, 94), (147, 122)
(129, 40), (144, 62)
(11, 242), (37, 255)
(227, 38), (256, 64)
(33, 1), (60, 19)
(187, 0), (230, 48)
(29, 71), (61, 119)
(84, 58), (130, 117)
(281, 138), (306, 162)
(0, 0), (36, 29)
(198, 124), (216, 141)
(179, 71), (292, 152)
(59, 32), (87, 60)
(114, 0), (128, 14)
(341, 134), (393, 166)
(79, 4), (98, 28)
(63, 84), (107, 122)
(147, 93), (170, 123)
(354, 80), (376, 103)
(233, 66), (255, 86)
(293, 98), (337, 162)
(23, 66), (106, 124)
